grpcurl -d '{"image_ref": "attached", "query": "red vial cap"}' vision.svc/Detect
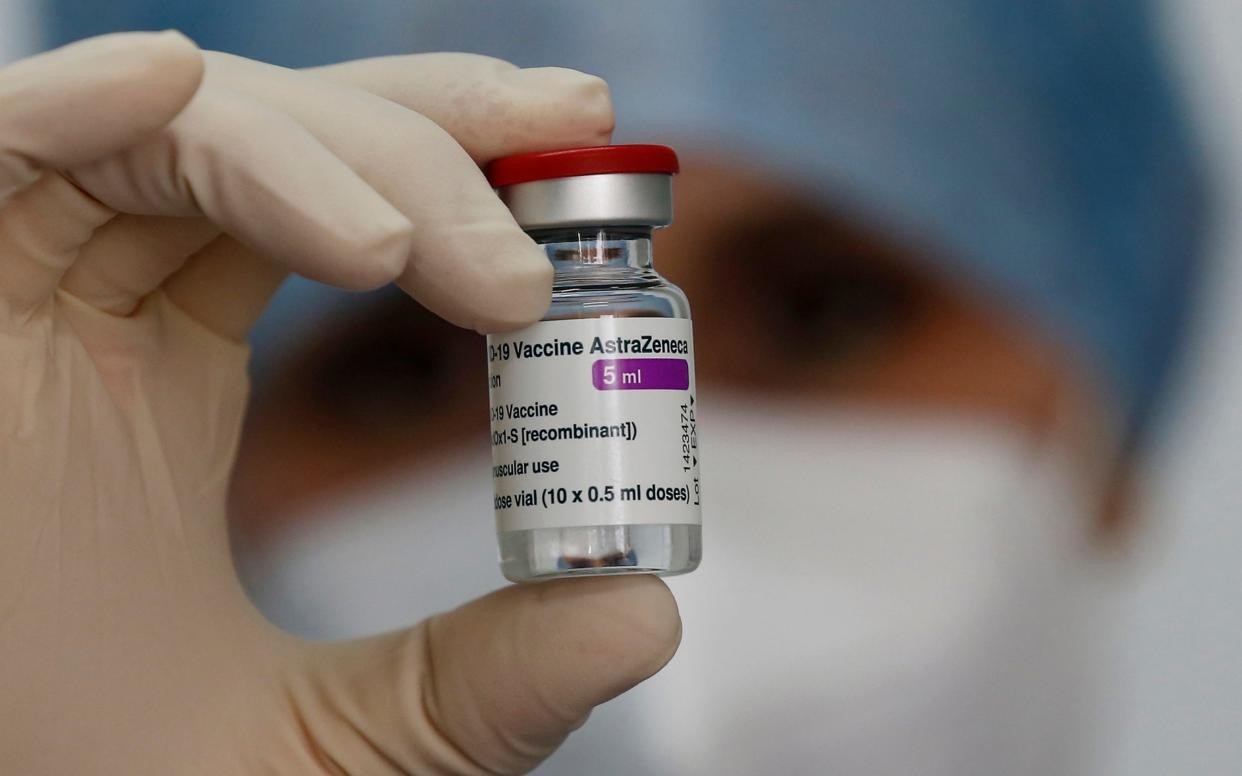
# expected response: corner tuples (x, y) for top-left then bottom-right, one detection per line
(485, 144), (680, 188)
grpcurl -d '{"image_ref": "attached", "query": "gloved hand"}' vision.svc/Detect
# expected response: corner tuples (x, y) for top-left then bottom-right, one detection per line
(0, 32), (680, 774)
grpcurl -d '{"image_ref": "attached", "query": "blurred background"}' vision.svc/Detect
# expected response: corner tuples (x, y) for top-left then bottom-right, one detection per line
(3, 1), (1240, 773)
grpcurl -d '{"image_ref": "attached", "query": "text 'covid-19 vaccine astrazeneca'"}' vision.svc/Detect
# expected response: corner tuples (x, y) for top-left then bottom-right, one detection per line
(484, 145), (701, 582)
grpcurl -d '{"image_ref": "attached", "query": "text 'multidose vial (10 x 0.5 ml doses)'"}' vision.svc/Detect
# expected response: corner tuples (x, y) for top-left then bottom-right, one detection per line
(484, 145), (701, 582)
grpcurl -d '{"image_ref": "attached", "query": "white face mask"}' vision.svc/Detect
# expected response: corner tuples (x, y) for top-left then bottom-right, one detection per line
(246, 397), (1104, 775)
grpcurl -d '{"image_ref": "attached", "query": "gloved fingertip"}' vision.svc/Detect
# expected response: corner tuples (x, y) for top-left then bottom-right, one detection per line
(402, 222), (552, 333)
(148, 29), (201, 54)
(468, 247), (553, 333)
(154, 28), (197, 45)
(343, 212), (417, 291)
(104, 29), (205, 95)
(504, 67), (615, 146)
(264, 210), (413, 292)
(69, 32), (205, 141)
(541, 574), (683, 683)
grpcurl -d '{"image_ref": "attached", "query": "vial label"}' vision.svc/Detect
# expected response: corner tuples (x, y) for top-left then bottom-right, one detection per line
(487, 317), (701, 532)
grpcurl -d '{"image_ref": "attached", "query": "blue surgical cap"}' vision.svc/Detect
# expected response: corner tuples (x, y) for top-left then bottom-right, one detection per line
(45, 0), (1207, 442)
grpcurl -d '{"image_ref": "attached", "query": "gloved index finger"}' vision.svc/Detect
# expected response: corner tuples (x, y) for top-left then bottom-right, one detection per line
(0, 32), (203, 206)
(308, 53), (614, 164)
(203, 52), (571, 333)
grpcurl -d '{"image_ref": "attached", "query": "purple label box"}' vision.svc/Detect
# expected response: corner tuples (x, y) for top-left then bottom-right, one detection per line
(592, 358), (690, 391)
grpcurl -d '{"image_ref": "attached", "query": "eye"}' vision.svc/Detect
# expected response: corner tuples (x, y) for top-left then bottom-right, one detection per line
(309, 332), (451, 425)
(723, 211), (927, 366)
(773, 262), (920, 361)
(292, 291), (485, 430)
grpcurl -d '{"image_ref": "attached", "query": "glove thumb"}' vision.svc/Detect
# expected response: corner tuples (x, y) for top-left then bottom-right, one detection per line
(291, 576), (681, 774)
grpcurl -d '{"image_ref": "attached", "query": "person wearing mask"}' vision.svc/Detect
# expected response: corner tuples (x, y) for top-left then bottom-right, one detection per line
(27, 1), (1207, 774)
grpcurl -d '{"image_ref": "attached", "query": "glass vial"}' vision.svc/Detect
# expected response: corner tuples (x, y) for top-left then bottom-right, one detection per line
(484, 146), (701, 582)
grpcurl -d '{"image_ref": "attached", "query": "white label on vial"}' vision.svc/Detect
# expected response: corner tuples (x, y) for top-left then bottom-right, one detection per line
(487, 317), (700, 532)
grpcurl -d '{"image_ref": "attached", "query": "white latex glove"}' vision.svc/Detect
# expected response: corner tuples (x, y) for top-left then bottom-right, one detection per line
(0, 32), (680, 774)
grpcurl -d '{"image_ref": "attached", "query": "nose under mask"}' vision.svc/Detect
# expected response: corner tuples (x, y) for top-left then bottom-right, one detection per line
(246, 397), (1103, 775)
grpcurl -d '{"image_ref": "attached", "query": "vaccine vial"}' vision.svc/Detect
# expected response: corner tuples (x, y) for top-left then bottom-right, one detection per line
(484, 145), (701, 582)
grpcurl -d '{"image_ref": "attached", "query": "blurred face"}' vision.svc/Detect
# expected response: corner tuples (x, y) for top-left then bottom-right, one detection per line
(229, 150), (1118, 544)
